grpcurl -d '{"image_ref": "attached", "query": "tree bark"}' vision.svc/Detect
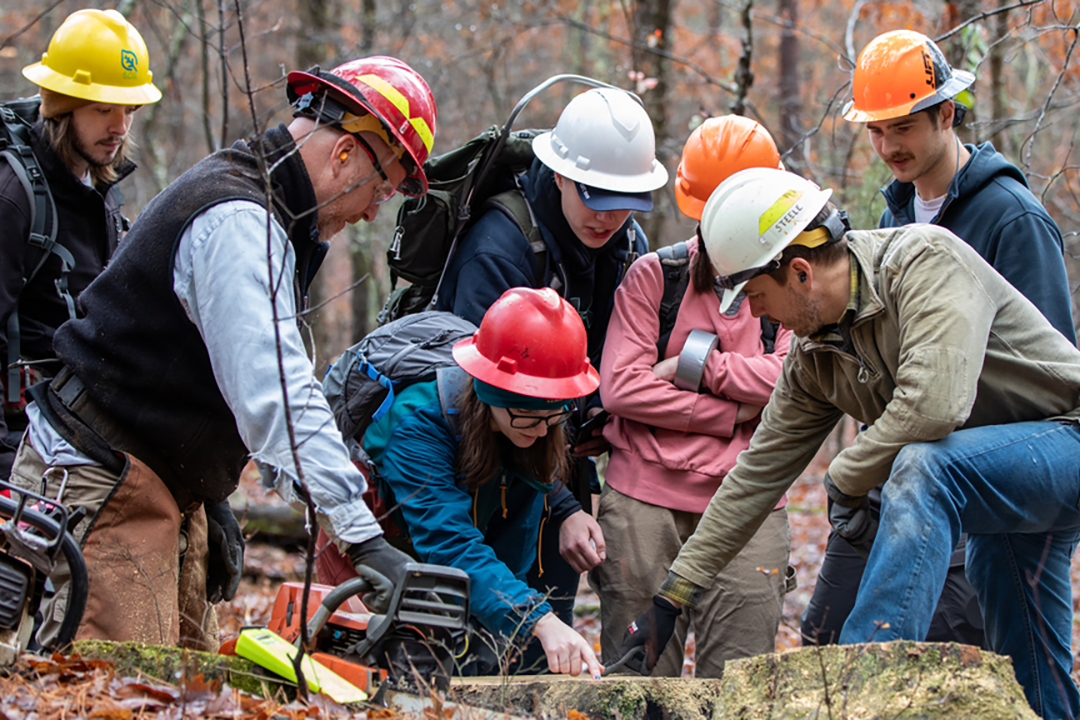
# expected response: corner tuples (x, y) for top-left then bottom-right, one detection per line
(630, 0), (674, 242)
(776, 0), (802, 170)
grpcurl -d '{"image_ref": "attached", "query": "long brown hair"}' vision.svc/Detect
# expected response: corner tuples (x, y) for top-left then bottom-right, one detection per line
(42, 114), (134, 187)
(455, 383), (570, 492)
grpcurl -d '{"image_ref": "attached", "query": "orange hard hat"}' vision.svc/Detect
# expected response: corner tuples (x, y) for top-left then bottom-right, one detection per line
(287, 56), (436, 196)
(675, 116), (782, 221)
(843, 30), (974, 123)
(452, 288), (600, 400)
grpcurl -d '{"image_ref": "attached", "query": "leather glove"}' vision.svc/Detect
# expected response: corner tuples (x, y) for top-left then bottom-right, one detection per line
(346, 535), (414, 614)
(824, 473), (877, 560)
(204, 500), (245, 602)
(619, 595), (682, 674)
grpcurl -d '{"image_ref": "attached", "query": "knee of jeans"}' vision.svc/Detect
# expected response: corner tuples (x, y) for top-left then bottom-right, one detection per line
(885, 444), (943, 501)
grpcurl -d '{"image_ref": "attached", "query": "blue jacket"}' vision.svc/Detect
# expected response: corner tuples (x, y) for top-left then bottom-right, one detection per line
(362, 372), (553, 640)
(880, 141), (1075, 343)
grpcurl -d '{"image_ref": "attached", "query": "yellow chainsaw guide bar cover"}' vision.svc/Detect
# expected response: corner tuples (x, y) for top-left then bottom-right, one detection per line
(235, 627), (368, 704)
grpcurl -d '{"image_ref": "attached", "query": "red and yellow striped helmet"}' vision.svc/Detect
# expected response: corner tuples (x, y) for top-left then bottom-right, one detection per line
(287, 56), (436, 196)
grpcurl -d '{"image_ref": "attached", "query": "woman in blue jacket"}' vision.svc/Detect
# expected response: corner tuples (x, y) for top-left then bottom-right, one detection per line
(363, 288), (602, 677)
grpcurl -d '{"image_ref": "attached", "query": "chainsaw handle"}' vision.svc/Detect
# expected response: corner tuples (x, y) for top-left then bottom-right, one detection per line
(305, 575), (374, 638)
(0, 488), (87, 652)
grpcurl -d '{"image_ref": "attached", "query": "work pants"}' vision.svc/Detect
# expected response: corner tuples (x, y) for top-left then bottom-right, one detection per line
(839, 421), (1080, 720)
(590, 485), (791, 678)
(9, 438), (218, 650)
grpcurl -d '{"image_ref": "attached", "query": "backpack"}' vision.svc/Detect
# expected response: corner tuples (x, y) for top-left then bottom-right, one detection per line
(654, 241), (779, 358)
(0, 97), (71, 405)
(322, 311), (478, 463)
(377, 127), (546, 325)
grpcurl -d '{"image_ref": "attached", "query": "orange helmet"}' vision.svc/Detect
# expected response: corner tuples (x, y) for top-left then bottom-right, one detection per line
(843, 30), (974, 123)
(675, 116), (782, 220)
(452, 288), (600, 400)
(287, 57), (436, 196)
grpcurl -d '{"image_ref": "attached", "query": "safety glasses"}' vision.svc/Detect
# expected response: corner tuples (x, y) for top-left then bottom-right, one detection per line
(696, 225), (781, 291)
(505, 408), (573, 429)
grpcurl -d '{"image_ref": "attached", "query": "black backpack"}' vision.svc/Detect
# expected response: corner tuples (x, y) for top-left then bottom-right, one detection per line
(322, 311), (477, 463)
(379, 128), (545, 324)
(654, 241), (779, 359)
(377, 75), (630, 326)
(0, 97), (71, 404)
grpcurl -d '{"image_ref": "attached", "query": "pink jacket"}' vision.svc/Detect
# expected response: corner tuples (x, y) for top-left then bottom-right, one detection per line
(600, 237), (791, 514)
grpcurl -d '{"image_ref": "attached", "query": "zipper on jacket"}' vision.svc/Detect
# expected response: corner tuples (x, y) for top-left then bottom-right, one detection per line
(499, 472), (508, 519)
(537, 492), (549, 578)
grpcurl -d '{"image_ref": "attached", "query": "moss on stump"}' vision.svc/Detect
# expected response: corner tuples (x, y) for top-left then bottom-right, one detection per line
(451, 641), (1038, 720)
(73, 639), (298, 700)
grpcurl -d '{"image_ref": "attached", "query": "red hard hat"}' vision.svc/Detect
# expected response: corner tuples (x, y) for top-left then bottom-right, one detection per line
(287, 56), (436, 196)
(675, 116), (782, 221)
(452, 288), (600, 400)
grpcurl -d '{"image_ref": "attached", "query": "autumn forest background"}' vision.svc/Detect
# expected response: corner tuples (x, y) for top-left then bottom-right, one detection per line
(3, 0), (1080, 684)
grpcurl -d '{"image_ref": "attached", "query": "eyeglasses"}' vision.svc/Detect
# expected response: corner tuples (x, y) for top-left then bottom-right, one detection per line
(505, 408), (573, 429)
(353, 134), (400, 202)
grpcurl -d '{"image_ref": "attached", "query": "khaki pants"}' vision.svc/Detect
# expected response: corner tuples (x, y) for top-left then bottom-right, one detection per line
(590, 484), (790, 678)
(9, 438), (218, 650)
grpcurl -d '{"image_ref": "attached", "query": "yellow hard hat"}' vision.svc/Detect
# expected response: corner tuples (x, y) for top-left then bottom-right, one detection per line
(22, 9), (161, 106)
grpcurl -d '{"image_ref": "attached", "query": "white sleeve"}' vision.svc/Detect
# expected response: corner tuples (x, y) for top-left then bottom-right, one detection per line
(173, 201), (381, 544)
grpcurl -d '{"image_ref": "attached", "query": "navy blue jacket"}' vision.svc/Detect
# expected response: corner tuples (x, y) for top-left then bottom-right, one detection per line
(363, 373), (552, 640)
(880, 141), (1075, 343)
(438, 159), (649, 521)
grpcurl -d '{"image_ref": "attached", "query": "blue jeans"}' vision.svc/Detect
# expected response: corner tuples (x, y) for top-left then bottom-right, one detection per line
(839, 421), (1080, 720)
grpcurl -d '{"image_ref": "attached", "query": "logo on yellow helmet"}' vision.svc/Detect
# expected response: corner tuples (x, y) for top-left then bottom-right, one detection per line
(120, 49), (138, 78)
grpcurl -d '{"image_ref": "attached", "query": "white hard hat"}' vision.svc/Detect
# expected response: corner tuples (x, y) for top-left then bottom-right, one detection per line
(700, 168), (833, 312)
(532, 88), (669, 195)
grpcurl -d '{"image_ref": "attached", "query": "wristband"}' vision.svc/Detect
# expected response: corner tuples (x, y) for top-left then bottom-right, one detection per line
(673, 330), (719, 392)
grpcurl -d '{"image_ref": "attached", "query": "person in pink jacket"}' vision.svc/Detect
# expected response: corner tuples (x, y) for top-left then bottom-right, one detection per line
(590, 116), (794, 677)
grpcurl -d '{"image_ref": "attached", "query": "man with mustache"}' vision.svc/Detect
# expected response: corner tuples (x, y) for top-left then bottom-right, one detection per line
(799, 29), (1076, 649)
(0, 9), (161, 481)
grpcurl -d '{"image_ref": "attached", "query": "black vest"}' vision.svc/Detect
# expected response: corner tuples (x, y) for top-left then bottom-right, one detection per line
(51, 125), (324, 504)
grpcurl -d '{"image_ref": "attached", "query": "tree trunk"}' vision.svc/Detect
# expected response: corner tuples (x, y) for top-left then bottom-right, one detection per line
(776, 0), (802, 170)
(989, 0), (1011, 152)
(631, 0), (674, 243)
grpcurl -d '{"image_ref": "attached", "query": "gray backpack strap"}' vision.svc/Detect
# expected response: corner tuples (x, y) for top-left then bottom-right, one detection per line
(484, 188), (547, 287)
(436, 365), (471, 441)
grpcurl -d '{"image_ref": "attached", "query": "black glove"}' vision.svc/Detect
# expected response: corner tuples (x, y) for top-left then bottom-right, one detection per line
(824, 473), (877, 560)
(619, 595), (682, 674)
(346, 535), (414, 614)
(205, 500), (245, 603)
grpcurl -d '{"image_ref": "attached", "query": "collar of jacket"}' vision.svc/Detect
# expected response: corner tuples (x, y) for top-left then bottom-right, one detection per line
(30, 120), (136, 195)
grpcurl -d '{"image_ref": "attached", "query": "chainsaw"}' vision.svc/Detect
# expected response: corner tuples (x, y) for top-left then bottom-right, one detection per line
(221, 562), (527, 718)
(0, 477), (87, 663)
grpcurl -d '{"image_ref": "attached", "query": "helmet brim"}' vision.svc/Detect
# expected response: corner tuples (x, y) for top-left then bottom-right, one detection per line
(843, 68), (976, 123)
(23, 63), (162, 106)
(452, 340), (600, 400)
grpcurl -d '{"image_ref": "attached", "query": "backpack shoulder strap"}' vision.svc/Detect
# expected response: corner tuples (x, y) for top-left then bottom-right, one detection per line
(760, 316), (779, 355)
(654, 242), (691, 358)
(436, 365), (471, 441)
(484, 187), (547, 287)
(0, 101), (66, 402)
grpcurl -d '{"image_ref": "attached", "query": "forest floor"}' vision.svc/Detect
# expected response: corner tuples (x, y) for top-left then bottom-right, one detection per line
(2, 438), (1078, 718)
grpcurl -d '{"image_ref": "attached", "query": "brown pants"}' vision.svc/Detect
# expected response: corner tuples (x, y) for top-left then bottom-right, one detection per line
(10, 438), (218, 650)
(589, 484), (790, 678)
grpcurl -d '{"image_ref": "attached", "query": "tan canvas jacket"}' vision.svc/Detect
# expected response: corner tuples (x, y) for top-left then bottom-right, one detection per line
(670, 224), (1080, 589)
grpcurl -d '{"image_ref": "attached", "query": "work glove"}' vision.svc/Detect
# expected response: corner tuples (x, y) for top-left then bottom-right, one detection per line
(619, 595), (682, 674)
(346, 535), (414, 614)
(205, 500), (245, 603)
(824, 473), (877, 560)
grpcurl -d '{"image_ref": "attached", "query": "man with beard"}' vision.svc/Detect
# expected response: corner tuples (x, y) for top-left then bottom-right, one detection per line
(798, 29), (1077, 649)
(621, 168), (1080, 720)
(8, 57), (436, 651)
(0, 9), (161, 480)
